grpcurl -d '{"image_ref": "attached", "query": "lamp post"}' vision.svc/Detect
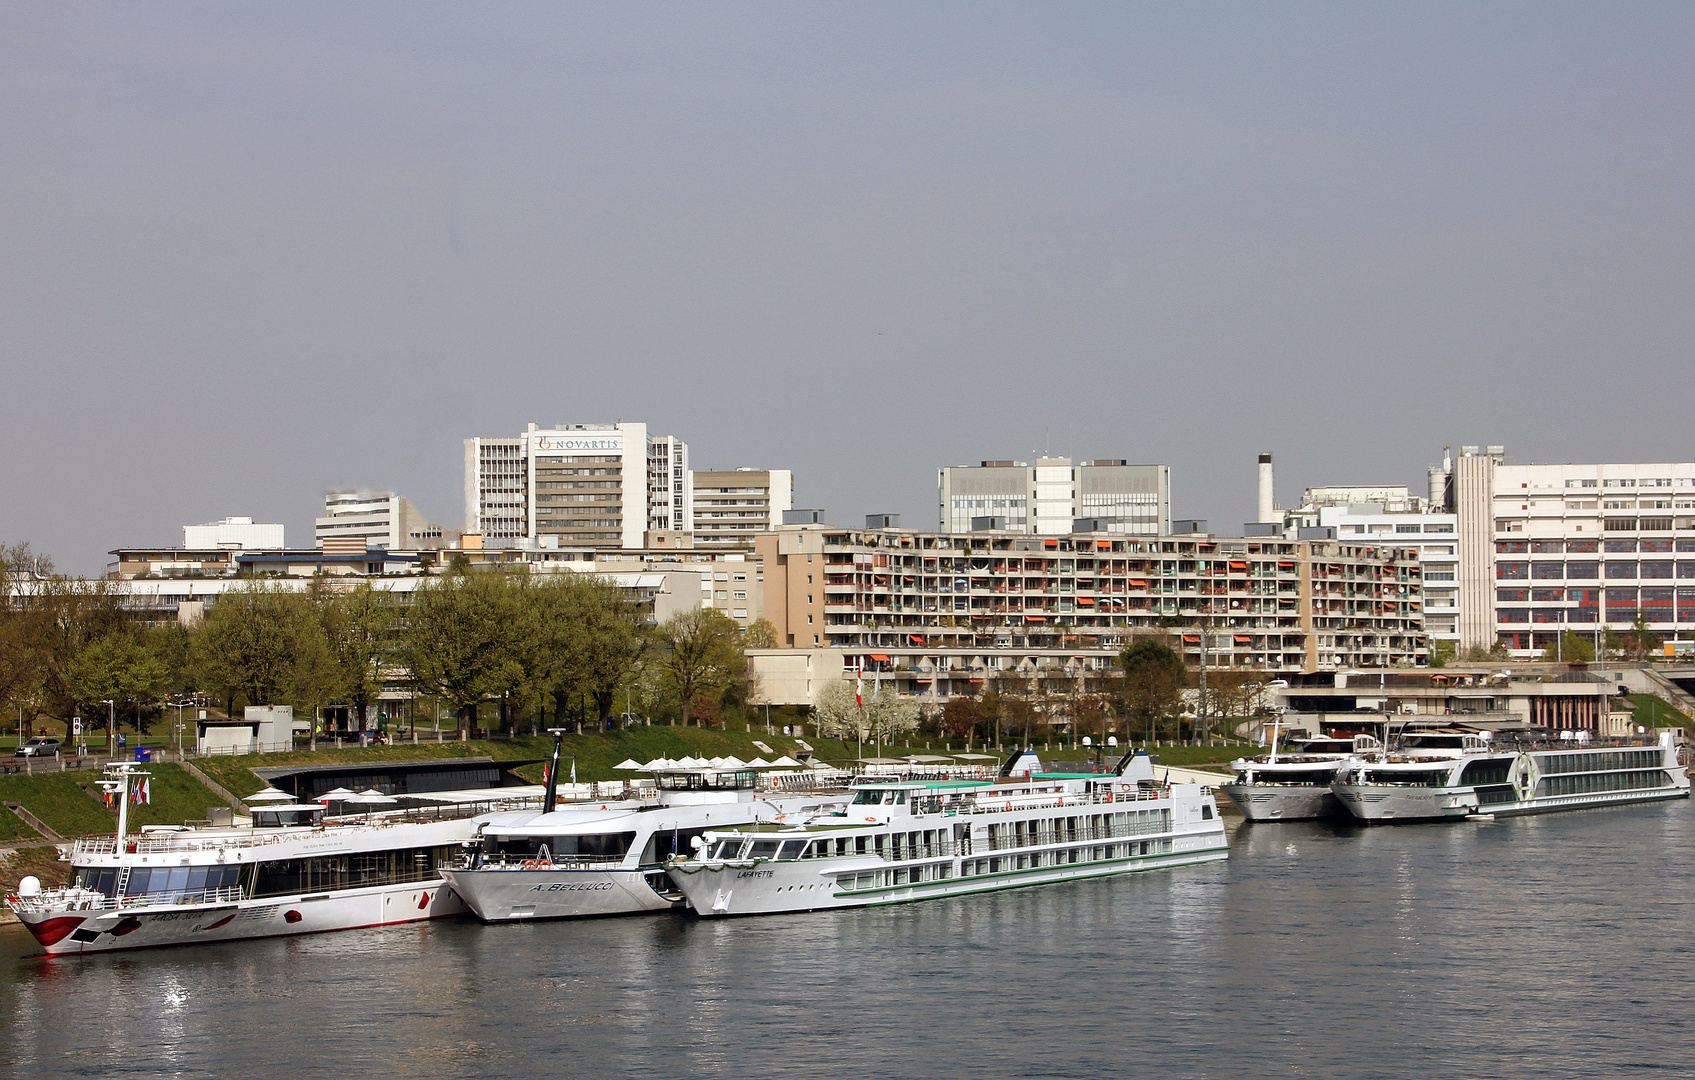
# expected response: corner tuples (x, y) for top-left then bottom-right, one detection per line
(101, 699), (115, 756)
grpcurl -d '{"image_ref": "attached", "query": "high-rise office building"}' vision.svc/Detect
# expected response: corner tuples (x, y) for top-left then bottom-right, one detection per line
(938, 458), (1170, 536)
(1431, 445), (1695, 655)
(315, 491), (452, 552)
(464, 422), (689, 549)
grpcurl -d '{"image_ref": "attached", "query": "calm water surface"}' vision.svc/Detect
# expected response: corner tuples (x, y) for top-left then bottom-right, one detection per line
(4, 803), (1690, 1079)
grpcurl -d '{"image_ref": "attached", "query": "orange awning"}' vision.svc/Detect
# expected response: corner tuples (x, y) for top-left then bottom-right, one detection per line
(1076, 597), (1095, 605)
(1234, 635), (1252, 643)
(1026, 615), (1047, 621)
(1127, 578), (1148, 587)
(1182, 634), (1199, 643)
(908, 634), (925, 644)
(1229, 561), (1248, 571)
(1096, 540), (1112, 549)
(870, 653), (890, 661)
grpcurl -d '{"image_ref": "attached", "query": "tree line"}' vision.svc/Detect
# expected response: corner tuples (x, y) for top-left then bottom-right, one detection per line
(929, 638), (1267, 746)
(0, 542), (764, 740)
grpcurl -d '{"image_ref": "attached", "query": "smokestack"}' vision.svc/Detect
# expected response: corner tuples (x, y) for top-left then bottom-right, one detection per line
(1257, 453), (1276, 523)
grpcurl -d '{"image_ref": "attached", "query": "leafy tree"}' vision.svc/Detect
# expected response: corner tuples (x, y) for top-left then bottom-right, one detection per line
(64, 634), (170, 733)
(193, 584), (334, 711)
(1540, 631), (1595, 663)
(1623, 612), (1661, 662)
(941, 693), (981, 740)
(1429, 640), (1456, 668)
(403, 573), (531, 733)
(317, 584), (398, 732)
(1120, 638), (1186, 743)
(742, 618), (778, 649)
(653, 608), (745, 726)
(528, 575), (647, 730)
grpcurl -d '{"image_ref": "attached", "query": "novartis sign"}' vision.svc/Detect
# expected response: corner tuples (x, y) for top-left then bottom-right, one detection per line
(535, 435), (623, 452)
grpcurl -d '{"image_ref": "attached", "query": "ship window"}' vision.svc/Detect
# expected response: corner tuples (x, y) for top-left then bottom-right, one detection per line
(776, 840), (806, 861)
(748, 840), (781, 860)
(1201, 805), (1213, 819)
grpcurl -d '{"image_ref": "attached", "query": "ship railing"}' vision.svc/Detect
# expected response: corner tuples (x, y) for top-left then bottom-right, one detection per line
(952, 788), (1165, 815)
(7, 884), (246, 914)
(71, 833), (291, 858)
(461, 854), (629, 871)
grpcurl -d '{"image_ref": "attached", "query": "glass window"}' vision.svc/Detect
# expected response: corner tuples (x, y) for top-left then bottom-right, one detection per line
(1605, 540), (1638, 552)
(1567, 561), (1599, 579)
(1531, 588), (1565, 602)
(1567, 539), (1599, 553)
(1496, 562), (1529, 580)
(1497, 588), (1529, 602)
(1496, 541), (1529, 554)
(1641, 561), (1673, 579)
(1605, 562), (1638, 579)
(1531, 562), (1564, 579)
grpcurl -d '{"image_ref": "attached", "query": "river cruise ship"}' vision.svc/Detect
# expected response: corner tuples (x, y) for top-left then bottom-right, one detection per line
(5, 763), (535, 956)
(440, 764), (845, 921)
(1220, 731), (1383, 821)
(1331, 730), (1689, 823)
(665, 750), (1228, 918)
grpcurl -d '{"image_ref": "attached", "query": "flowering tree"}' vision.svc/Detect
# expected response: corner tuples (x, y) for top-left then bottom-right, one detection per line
(813, 678), (920, 744)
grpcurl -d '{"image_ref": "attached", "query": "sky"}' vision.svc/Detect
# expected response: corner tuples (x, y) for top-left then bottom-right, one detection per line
(3, 2), (1693, 574)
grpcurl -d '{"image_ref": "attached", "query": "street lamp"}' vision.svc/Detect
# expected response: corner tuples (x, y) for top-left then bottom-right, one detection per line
(101, 699), (115, 755)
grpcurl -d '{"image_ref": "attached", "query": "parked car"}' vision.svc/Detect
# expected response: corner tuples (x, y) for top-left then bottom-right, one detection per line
(15, 737), (62, 758)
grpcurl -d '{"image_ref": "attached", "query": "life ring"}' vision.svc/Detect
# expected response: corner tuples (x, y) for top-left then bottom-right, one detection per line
(521, 860), (538, 870)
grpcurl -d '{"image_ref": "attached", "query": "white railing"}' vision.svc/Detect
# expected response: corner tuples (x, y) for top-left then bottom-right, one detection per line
(7, 884), (246, 914)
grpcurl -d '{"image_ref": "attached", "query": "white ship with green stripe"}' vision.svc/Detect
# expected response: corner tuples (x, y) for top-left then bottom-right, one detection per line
(667, 751), (1228, 917)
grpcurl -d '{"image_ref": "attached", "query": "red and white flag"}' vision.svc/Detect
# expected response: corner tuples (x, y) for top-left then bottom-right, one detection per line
(130, 778), (151, 806)
(855, 668), (863, 708)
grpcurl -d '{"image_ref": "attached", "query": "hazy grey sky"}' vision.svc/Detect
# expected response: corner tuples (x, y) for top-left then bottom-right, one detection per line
(4, 3), (1692, 573)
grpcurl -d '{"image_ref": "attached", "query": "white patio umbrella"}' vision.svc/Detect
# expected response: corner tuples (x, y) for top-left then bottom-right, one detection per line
(718, 756), (746, 769)
(768, 756), (802, 767)
(613, 758), (644, 770)
(744, 757), (772, 768)
(244, 788), (294, 802)
(318, 787), (358, 805)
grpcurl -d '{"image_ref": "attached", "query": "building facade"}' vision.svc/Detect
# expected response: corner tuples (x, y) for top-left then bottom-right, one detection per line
(690, 469), (793, 548)
(1436, 446), (1695, 656)
(753, 523), (1425, 702)
(315, 491), (453, 552)
(938, 459), (1171, 536)
(1280, 486), (1459, 648)
(181, 516), (284, 549)
(464, 422), (690, 550)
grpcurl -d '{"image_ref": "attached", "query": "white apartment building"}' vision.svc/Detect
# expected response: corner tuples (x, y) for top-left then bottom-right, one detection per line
(464, 422), (689, 550)
(181, 516), (284, 549)
(1438, 446), (1695, 655)
(1280, 486), (1460, 647)
(647, 436), (691, 534)
(938, 459), (1171, 536)
(315, 491), (451, 551)
(690, 468), (793, 548)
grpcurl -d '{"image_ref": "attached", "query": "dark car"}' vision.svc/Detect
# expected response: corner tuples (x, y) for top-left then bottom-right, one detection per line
(15, 737), (62, 758)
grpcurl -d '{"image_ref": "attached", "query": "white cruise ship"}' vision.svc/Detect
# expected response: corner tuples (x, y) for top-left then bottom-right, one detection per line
(1331, 730), (1689, 823)
(1220, 732), (1383, 821)
(440, 765), (844, 921)
(5, 763), (537, 956)
(665, 750), (1228, 918)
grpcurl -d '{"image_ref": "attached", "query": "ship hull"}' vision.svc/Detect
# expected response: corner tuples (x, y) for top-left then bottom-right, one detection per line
(439, 866), (676, 921)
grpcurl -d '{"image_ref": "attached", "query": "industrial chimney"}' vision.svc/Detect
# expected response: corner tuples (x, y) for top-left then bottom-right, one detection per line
(1257, 453), (1276, 523)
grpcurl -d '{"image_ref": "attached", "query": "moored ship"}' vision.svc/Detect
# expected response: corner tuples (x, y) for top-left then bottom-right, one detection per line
(1220, 730), (1383, 821)
(1331, 730), (1688, 823)
(5, 762), (535, 955)
(665, 749), (1228, 918)
(440, 760), (845, 922)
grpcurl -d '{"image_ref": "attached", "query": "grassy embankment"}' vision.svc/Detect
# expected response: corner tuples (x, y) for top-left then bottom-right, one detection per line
(1627, 694), (1693, 731)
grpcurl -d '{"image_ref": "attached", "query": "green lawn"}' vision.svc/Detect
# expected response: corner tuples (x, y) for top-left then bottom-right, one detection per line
(0, 764), (224, 839)
(1628, 694), (1692, 730)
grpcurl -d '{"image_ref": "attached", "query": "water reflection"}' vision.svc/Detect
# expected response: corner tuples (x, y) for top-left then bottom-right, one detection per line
(4, 802), (1690, 1079)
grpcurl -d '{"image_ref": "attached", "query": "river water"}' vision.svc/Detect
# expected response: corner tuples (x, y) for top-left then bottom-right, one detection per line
(4, 802), (1691, 1080)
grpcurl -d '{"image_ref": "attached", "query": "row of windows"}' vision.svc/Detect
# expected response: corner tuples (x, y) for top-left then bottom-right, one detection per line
(252, 846), (456, 897)
(75, 864), (244, 902)
(1537, 770), (1671, 797)
(1497, 561), (1695, 580)
(1536, 750), (1663, 774)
